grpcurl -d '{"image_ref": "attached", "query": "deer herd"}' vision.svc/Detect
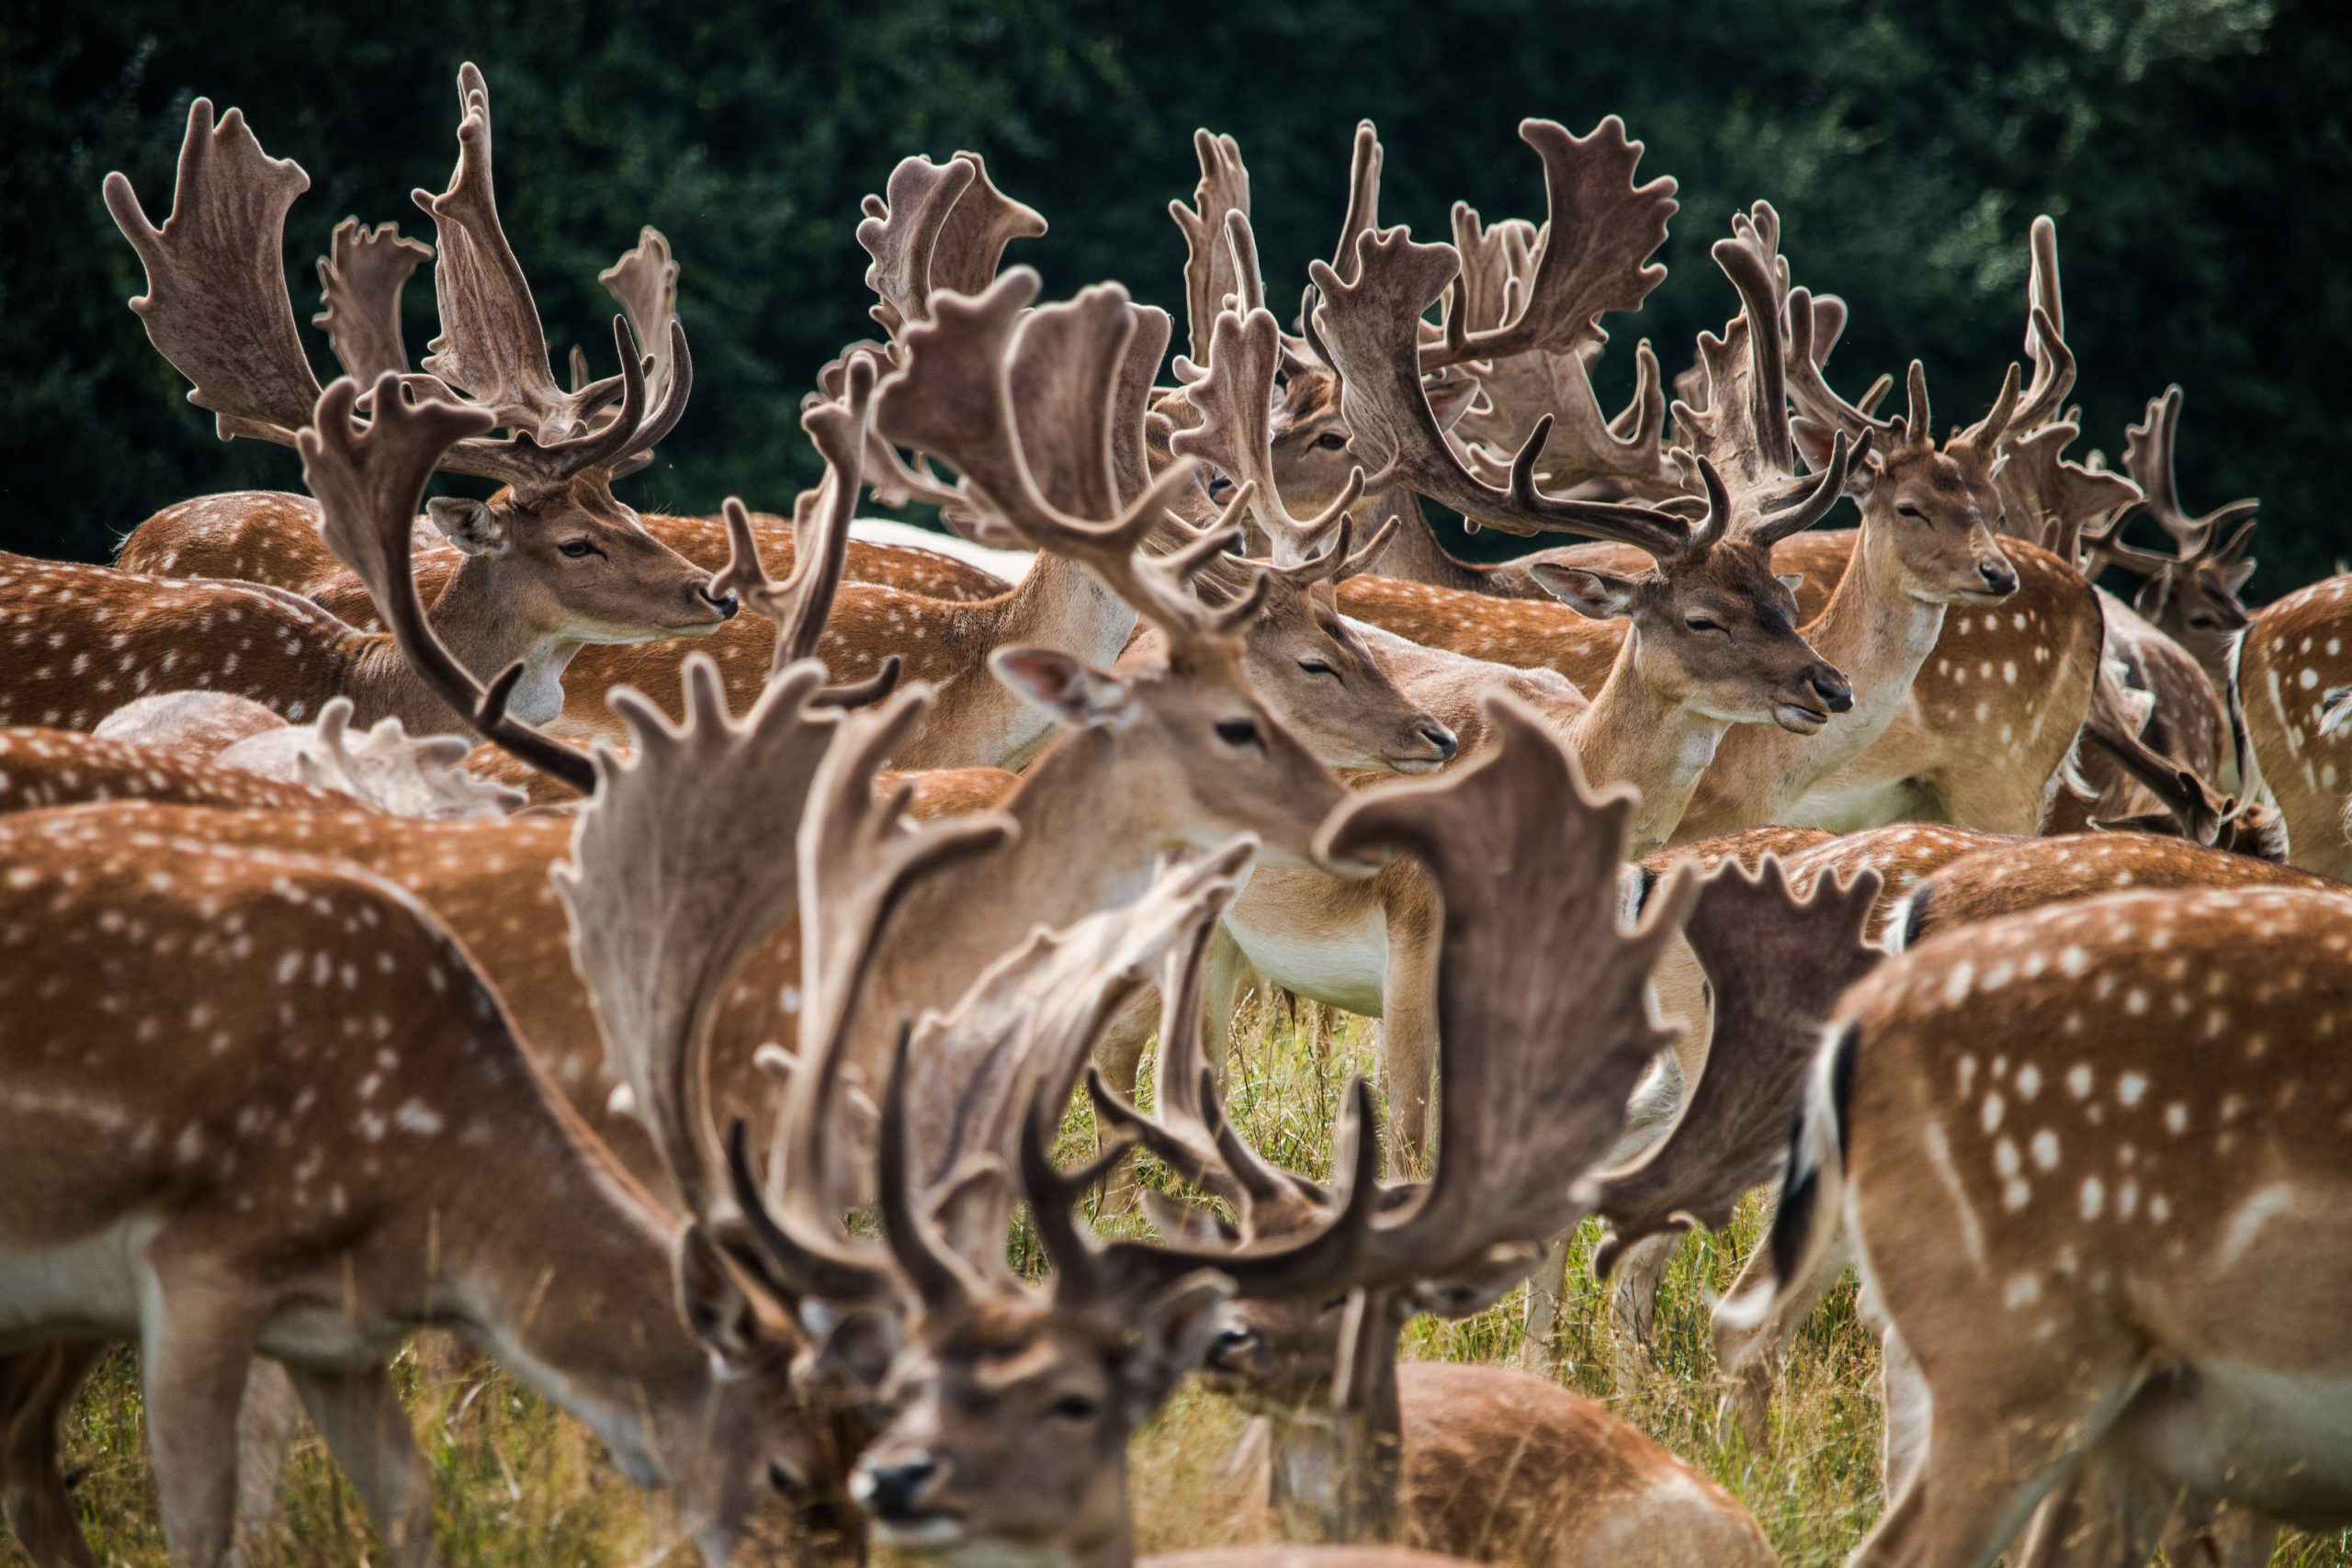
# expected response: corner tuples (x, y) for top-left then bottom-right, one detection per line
(2, 62), (2347, 1568)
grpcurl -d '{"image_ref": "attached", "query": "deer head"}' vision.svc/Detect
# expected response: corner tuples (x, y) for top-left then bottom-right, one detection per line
(103, 69), (731, 686)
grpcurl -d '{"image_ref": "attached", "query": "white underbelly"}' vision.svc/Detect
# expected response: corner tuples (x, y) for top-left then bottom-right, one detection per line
(2116, 1361), (2352, 1528)
(0, 1219), (158, 1350)
(1224, 908), (1389, 1017)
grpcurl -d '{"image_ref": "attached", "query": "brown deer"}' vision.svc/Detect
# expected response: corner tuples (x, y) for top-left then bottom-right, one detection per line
(4, 77), (729, 735)
(1722, 883), (2352, 1566)
(2231, 575), (2352, 877)
(0, 380), (910, 1568)
(2083, 385), (2260, 691)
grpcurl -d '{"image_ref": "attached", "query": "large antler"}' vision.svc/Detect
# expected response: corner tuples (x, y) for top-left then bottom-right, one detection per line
(873, 268), (1260, 649)
(314, 219), (433, 384)
(2092, 386), (2261, 590)
(301, 373), (599, 794)
(1995, 421), (2142, 563)
(858, 152), (1047, 341)
(412, 64), (691, 490)
(1171, 216), (1366, 568)
(1172, 130), (1254, 366)
(1422, 118), (1677, 370)
(1587, 857), (1883, 1279)
(104, 99), (326, 446)
(1307, 228), (1704, 560)
(2010, 215), (2077, 436)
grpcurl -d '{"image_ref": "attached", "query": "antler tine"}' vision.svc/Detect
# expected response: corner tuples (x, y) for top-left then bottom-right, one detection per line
(597, 228), (682, 462)
(1782, 281), (1895, 446)
(710, 354), (881, 680)
(553, 658), (836, 1221)
(1172, 130), (1254, 365)
(1171, 283), (1365, 569)
(2011, 217), (2077, 435)
(314, 219), (433, 383)
(1309, 694), (1702, 1291)
(105, 98), (325, 448)
(927, 152), (1048, 305)
(1306, 228), (1699, 560)
(2121, 386), (2260, 558)
(1329, 119), (1385, 286)
(303, 373), (597, 795)
(1421, 118), (1678, 371)
(1460, 336), (1676, 499)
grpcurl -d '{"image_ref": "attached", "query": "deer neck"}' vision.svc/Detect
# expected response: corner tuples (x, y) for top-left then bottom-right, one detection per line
(1260, 1304), (1407, 1544)
(1802, 516), (1950, 735)
(348, 557), (578, 733)
(991, 550), (1139, 668)
(444, 1141), (708, 1489)
(1359, 489), (1491, 594)
(1568, 630), (1731, 859)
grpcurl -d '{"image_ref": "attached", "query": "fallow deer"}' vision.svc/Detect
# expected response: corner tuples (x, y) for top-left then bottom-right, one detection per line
(2083, 385), (2260, 691)
(3, 78), (730, 734)
(1723, 884), (2352, 1566)
(0, 380), (903, 1568)
(2232, 574), (2352, 877)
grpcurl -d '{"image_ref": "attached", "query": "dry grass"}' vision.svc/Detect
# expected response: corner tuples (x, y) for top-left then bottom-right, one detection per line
(9, 998), (2349, 1566)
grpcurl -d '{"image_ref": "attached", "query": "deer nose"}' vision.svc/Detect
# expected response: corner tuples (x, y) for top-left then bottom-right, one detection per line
(1419, 723), (1458, 762)
(1978, 561), (2018, 597)
(854, 1455), (938, 1518)
(699, 585), (741, 619)
(1810, 670), (1853, 714)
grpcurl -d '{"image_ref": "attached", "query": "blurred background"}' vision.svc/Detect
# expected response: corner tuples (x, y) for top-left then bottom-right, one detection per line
(5, 0), (2346, 585)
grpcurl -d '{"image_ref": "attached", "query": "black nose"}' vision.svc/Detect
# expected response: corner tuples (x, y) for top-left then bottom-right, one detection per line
(700, 585), (740, 618)
(1811, 671), (1853, 714)
(858, 1456), (936, 1517)
(1420, 724), (1458, 761)
(1978, 562), (2018, 596)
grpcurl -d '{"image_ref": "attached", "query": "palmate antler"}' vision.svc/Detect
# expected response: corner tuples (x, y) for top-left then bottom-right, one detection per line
(2083, 387), (2260, 603)
(107, 66), (690, 498)
(858, 152), (1047, 341)
(872, 267), (1264, 651)
(1995, 420), (2143, 563)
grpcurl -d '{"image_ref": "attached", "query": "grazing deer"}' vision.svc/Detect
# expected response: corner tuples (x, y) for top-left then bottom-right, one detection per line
(1080, 698), (1777, 1563)
(1722, 883), (2352, 1567)
(4, 77), (730, 735)
(2083, 385), (2259, 691)
(0, 381), (903, 1568)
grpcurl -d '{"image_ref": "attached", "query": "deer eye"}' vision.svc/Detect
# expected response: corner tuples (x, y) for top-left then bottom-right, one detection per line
(1298, 657), (1338, 679)
(1895, 502), (1927, 523)
(559, 538), (600, 559)
(1215, 718), (1265, 750)
(1048, 1393), (1101, 1422)
(1683, 615), (1725, 635)
(768, 1459), (808, 1495)
(1312, 432), (1349, 452)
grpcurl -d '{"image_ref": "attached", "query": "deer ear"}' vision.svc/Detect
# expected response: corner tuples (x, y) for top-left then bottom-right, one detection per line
(989, 648), (1138, 730)
(2220, 558), (2256, 594)
(794, 1302), (902, 1404)
(1119, 1270), (1234, 1424)
(674, 1224), (768, 1367)
(1778, 573), (1806, 596)
(1792, 417), (1873, 493)
(426, 495), (509, 558)
(1529, 564), (1644, 622)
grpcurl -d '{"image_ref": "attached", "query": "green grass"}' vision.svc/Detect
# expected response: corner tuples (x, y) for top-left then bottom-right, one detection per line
(10, 997), (2350, 1566)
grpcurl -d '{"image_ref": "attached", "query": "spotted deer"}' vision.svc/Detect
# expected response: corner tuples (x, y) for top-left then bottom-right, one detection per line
(2232, 574), (2352, 877)
(2083, 385), (2260, 691)
(1722, 883), (2352, 1566)
(2, 79), (730, 735)
(0, 380), (907, 1568)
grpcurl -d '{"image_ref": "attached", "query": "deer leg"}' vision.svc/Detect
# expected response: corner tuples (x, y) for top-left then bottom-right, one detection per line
(287, 1363), (441, 1568)
(227, 1359), (307, 1568)
(1517, 1230), (1571, 1372)
(0, 1343), (104, 1568)
(1713, 1226), (1849, 1452)
(1198, 924), (1252, 1082)
(139, 1281), (265, 1568)
(1377, 878), (1439, 1168)
(1605, 1231), (1681, 1392)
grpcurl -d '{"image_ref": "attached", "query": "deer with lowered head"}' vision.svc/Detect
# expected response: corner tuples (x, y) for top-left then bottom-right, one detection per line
(0, 378), (922, 1568)
(1086, 715), (1776, 1566)
(0, 74), (729, 736)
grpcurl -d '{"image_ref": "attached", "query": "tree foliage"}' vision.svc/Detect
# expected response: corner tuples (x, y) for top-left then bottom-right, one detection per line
(4, 0), (2345, 587)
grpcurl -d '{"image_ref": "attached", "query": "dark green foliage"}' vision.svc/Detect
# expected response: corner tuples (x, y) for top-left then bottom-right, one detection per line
(4, 0), (2346, 592)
